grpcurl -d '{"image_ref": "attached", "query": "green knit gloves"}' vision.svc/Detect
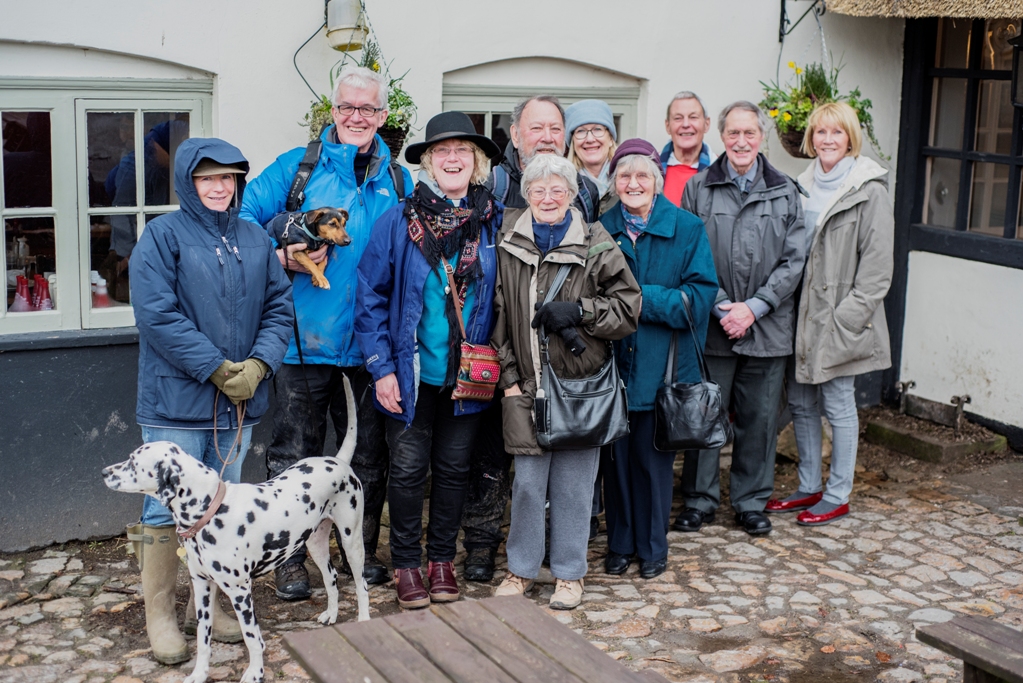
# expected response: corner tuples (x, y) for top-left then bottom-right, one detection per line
(208, 360), (238, 392)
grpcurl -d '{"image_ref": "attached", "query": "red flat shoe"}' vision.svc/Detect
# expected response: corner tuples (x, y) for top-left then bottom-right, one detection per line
(393, 568), (430, 609)
(796, 503), (850, 526)
(427, 561), (459, 603)
(766, 491), (823, 513)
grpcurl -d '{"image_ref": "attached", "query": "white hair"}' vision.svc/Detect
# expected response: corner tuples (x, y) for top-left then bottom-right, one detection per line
(520, 154), (579, 202)
(613, 155), (665, 196)
(333, 65), (388, 109)
(717, 100), (769, 136)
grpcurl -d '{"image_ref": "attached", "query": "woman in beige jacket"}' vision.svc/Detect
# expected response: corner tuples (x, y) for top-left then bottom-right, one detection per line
(766, 102), (894, 526)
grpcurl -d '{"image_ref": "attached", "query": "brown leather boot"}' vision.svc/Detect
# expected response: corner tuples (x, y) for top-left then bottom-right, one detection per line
(393, 568), (430, 609)
(426, 561), (459, 603)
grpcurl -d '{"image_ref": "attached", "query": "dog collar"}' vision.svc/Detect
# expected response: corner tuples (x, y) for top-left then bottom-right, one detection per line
(178, 481), (227, 540)
(282, 214), (326, 247)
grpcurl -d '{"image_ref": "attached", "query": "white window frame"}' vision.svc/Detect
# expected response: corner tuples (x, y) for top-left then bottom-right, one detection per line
(442, 84), (640, 140)
(0, 78), (212, 336)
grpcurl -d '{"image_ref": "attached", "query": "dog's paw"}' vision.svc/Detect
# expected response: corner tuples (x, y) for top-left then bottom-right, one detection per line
(316, 610), (338, 625)
(183, 670), (208, 683)
(240, 664), (265, 683)
(311, 275), (331, 290)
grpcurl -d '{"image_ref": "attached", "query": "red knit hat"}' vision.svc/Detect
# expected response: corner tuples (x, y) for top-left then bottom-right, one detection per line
(608, 138), (664, 177)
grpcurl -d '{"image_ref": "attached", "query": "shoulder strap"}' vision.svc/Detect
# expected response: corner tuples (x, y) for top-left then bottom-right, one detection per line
(286, 140), (322, 212)
(665, 290), (710, 385)
(492, 166), (510, 204)
(577, 178), (595, 223)
(443, 263), (468, 341)
(388, 160), (405, 198)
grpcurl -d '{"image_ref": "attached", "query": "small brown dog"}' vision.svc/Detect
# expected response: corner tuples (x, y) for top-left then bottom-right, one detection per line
(269, 208), (350, 289)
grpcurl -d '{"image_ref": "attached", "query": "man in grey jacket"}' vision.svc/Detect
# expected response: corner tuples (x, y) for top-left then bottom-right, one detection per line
(680, 101), (806, 536)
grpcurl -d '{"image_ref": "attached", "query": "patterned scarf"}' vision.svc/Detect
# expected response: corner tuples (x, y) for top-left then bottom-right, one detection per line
(622, 195), (657, 243)
(404, 181), (496, 385)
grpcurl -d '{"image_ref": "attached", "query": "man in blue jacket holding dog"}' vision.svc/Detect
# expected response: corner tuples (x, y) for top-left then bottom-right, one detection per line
(241, 65), (412, 599)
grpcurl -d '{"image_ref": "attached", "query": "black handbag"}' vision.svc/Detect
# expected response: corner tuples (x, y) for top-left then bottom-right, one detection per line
(534, 264), (629, 451)
(653, 292), (732, 452)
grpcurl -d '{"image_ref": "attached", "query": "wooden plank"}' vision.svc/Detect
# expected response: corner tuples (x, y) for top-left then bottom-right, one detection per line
(383, 609), (519, 683)
(335, 617), (452, 683)
(480, 596), (647, 683)
(434, 601), (583, 683)
(283, 627), (386, 683)
(917, 618), (1023, 683)
(636, 671), (672, 682)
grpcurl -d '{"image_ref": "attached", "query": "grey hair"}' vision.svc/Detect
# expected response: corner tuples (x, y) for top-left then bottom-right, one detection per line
(665, 91), (708, 119)
(717, 100), (769, 136)
(520, 154), (579, 202)
(511, 95), (565, 127)
(613, 155), (665, 196)
(333, 65), (388, 110)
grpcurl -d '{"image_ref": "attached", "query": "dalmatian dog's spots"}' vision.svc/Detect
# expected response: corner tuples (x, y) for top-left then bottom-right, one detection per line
(101, 377), (369, 683)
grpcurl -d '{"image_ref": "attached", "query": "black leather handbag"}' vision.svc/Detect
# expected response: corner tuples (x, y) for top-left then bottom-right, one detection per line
(534, 264), (629, 451)
(653, 292), (732, 452)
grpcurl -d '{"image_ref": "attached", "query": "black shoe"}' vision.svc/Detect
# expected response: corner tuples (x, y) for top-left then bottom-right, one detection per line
(339, 551), (390, 586)
(736, 510), (773, 536)
(589, 516), (600, 541)
(604, 551), (632, 575)
(463, 546), (497, 582)
(274, 562), (311, 601)
(639, 559), (667, 579)
(673, 507), (715, 532)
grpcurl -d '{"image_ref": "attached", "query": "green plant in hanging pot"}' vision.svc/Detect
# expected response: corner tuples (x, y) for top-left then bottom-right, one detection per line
(759, 61), (886, 160)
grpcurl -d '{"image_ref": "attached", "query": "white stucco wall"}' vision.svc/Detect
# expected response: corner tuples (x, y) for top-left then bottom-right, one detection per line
(901, 251), (1023, 429)
(0, 0), (903, 177)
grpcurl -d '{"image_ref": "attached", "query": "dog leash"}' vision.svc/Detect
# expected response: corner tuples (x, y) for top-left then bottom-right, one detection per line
(212, 390), (246, 479)
(177, 480), (227, 540)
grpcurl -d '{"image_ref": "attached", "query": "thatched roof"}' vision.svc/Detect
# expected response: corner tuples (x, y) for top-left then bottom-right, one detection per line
(827, 0), (1023, 18)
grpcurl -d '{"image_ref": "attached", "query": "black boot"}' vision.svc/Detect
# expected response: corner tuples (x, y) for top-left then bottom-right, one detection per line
(335, 527), (390, 586)
(463, 546), (497, 582)
(274, 557), (311, 601)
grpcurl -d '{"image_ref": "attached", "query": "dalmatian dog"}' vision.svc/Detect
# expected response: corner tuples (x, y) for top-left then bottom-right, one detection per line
(102, 376), (370, 683)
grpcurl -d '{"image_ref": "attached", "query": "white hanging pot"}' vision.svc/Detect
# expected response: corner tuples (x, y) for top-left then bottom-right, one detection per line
(325, 0), (369, 52)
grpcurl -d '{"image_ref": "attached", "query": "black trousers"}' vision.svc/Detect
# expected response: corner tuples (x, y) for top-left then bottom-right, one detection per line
(604, 411), (675, 562)
(266, 364), (388, 563)
(386, 383), (482, 569)
(459, 401), (513, 550)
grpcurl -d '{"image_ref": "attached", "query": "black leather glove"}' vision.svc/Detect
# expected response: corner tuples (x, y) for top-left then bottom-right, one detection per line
(558, 327), (587, 357)
(531, 301), (583, 333)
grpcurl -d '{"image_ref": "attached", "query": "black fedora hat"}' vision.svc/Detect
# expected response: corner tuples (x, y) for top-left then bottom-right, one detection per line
(404, 111), (501, 164)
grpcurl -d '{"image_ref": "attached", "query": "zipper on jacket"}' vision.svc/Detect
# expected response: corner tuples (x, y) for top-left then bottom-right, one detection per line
(222, 235), (242, 262)
(356, 186), (365, 207)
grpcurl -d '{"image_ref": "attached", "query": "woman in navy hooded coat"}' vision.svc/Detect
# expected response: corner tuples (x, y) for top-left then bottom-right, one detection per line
(126, 137), (293, 665)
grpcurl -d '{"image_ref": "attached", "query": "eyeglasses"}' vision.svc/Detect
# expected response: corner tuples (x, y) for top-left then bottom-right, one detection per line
(572, 126), (608, 141)
(334, 103), (384, 117)
(527, 187), (569, 200)
(431, 145), (474, 158)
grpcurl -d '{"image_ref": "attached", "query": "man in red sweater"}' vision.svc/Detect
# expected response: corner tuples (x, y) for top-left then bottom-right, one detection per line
(660, 92), (715, 207)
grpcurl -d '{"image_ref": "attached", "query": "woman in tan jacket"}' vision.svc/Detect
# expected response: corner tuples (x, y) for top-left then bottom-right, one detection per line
(766, 102), (894, 526)
(491, 154), (640, 609)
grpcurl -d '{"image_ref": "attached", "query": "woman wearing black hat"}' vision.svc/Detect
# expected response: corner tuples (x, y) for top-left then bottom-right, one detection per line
(356, 112), (502, 609)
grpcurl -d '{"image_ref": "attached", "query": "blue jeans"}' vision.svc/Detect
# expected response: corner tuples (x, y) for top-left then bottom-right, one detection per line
(786, 362), (858, 505)
(139, 425), (253, 527)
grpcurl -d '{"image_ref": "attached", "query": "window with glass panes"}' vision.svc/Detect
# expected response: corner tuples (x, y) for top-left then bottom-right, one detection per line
(923, 18), (1023, 238)
(0, 81), (210, 334)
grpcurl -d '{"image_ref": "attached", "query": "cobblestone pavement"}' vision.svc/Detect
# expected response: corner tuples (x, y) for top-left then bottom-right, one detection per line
(2, 449), (1022, 683)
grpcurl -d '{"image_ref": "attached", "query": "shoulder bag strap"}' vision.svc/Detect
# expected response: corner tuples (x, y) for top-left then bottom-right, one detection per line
(444, 263), (468, 341)
(285, 140), (322, 212)
(538, 263), (573, 354)
(677, 290), (711, 383)
(388, 160), (405, 198)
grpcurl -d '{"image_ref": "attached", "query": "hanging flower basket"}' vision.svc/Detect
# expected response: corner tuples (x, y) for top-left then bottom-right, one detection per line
(778, 128), (811, 159)
(378, 124), (409, 160)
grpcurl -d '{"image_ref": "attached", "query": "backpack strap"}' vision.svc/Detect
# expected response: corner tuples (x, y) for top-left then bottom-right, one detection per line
(492, 166), (510, 204)
(388, 160), (405, 198)
(285, 140), (322, 212)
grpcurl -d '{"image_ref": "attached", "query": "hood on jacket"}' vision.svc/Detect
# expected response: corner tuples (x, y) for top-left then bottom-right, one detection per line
(705, 152), (808, 197)
(174, 137), (250, 225)
(499, 140), (523, 183)
(797, 155), (889, 195)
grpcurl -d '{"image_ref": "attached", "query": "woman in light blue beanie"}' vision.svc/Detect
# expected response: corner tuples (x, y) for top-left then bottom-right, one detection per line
(565, 99), (618, 214)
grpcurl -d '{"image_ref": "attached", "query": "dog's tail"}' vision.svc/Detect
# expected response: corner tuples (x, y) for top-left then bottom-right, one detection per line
(336, 374), (357, 465)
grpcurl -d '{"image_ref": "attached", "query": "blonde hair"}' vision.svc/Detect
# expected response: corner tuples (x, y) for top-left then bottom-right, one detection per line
(802, 102), (863, 158)
(419, 140), (492, 186)
(567, 132), (618, 171)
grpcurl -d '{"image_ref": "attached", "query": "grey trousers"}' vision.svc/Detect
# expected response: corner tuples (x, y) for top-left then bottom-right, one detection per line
(506, 448), (600, 581)
(681, 354), (787, 514)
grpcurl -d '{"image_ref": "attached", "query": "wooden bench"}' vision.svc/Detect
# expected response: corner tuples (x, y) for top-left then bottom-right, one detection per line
(284, 595), (670, 683)
(916, 615), (1023, 683)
